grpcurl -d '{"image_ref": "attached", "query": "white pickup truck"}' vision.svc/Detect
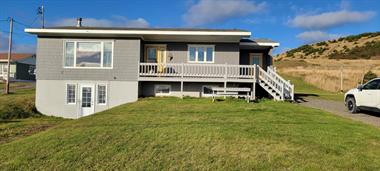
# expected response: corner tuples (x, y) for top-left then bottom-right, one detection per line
(345, 78), (380, 113)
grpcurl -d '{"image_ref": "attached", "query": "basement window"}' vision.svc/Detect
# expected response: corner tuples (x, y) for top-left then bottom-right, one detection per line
(66, 84), (76, 104)
(97, 84), (107, 105)
(154, 85), (171, 96)
(202, 85), (215, 97)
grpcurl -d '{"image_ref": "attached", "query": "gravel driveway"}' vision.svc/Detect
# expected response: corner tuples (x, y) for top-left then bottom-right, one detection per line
(296, 96), (380, 127)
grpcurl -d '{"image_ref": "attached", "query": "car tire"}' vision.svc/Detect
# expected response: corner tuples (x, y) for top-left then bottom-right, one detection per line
(346, 97), (358, 113)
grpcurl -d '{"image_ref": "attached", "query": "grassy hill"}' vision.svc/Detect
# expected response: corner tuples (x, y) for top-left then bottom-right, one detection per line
(276, 32), (380, 60)
(274, 32), (380, 92)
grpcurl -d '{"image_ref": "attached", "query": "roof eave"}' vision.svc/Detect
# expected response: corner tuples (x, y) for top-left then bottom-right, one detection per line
(24, 28), (251, 37)
(240, 42), (280, 47)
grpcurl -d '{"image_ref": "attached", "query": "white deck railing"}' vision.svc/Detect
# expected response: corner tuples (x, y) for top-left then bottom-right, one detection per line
(267, 66), (294, 100)
(258, 66), (284, 96)
(139, 63), (256, 80)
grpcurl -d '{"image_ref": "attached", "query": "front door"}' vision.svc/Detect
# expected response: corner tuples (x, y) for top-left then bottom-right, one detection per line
(80, 84), (95, 116)
(249, 53), (263, 68)
(146, 45), (166, 72)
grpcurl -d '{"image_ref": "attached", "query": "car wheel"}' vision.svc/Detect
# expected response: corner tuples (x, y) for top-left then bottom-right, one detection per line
(346, 97), (358, 113)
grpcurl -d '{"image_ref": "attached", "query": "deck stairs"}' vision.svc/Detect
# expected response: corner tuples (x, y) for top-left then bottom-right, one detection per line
(257, 66), (294, 101)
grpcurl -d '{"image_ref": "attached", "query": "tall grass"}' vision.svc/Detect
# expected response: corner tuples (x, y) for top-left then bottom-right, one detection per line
(276, 59), (380, 92)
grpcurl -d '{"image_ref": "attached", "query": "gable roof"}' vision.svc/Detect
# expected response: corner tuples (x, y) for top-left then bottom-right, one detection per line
(0, 53), (34, 62)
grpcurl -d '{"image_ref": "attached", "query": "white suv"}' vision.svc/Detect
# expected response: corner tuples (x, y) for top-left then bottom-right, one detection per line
(345, 78), (380, 113)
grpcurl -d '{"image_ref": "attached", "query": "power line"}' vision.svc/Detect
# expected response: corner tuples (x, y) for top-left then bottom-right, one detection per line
(0, 30), (34, 37)
(13, 19), (31, 28)
(30, 16), (39, 27)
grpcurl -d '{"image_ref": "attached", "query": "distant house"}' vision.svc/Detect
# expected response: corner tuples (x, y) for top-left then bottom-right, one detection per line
(25, 24), (294, 119)
(0, 53), (36, 81)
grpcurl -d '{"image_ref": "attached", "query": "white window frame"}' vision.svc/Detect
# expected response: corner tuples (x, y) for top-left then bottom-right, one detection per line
(97, 84), (107, 105)
(154, 84), (171, 96)
(187, 45), (215, 63)
(63, 40), (114, 69)
(66, 83), (77, 105)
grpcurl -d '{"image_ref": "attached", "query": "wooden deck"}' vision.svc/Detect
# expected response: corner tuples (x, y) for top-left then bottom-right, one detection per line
(138, 62), (294, 101)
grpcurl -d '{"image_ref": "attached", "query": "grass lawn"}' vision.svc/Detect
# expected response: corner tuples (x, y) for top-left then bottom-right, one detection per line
(282, 74), (345, 101)
(1, 97), (380, 170)
(0, 82), (64, 144)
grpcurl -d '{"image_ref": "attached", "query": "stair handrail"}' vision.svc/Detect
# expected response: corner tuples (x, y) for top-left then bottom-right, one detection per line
(257, 65), (284, 98)
(267, 66), (294, 100)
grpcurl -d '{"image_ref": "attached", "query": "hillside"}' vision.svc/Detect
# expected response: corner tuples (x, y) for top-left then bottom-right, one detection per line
(276, 32), (380, 60)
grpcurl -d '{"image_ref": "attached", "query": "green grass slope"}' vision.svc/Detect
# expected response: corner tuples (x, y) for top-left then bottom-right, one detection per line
(0, 83), (64, 144)
(1, 98), (380, 170)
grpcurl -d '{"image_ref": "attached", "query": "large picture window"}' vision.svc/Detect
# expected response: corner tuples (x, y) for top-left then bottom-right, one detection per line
(64, 41), (113, 68)
(188, 45), (214, 63)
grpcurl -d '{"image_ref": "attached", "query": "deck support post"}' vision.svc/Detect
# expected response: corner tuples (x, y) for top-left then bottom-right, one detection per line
(224, 63), (228, 99)
(180, 81), (184, 99)
(223, 81), (227, 99)
(252, 81), (256, 101)
(181, 63), (184, 99)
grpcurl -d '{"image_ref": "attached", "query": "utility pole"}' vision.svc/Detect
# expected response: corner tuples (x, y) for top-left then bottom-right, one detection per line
(42, 0), (45, 28)
(38, 0), (45, 28)
(340, 65), (343, 93)
(5, 17), (13, 94)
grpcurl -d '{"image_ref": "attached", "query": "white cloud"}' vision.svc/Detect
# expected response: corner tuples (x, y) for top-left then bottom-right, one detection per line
(183, 0), (266, 27)
(52, 16), (150, 28)
(296, 31), (341, 43)
(289, 10), (376, 30)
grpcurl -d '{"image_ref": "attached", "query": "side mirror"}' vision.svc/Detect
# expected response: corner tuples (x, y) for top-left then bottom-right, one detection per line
(357, 85), (363, 91)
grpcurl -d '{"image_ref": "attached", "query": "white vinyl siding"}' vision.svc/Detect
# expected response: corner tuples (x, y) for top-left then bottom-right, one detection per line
(64, 41), (114, 68)
(188, 45), (214, 63)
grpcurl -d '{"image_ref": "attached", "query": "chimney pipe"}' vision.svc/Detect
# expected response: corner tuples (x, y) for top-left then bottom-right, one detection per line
(76, 18), (82, 27)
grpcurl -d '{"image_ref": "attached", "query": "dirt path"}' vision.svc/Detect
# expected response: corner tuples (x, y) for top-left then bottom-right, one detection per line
(297, 97), (380, 127)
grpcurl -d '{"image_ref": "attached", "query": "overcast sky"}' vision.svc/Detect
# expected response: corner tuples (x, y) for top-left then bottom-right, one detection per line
(0, 0), (379, 54)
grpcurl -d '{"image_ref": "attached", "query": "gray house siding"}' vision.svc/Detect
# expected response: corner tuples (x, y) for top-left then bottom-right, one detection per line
(239, 49), (272, 69)
(35, 37), (141, 118)
(37, 37), (140, 81)
(141, 42), (240, 65)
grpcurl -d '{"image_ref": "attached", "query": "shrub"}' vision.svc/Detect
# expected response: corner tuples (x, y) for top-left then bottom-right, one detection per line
(329, 41), (380, 59)
(0, 100), (39, 119)
(316, 41), (327, 46)
(363, 71), (377, 83)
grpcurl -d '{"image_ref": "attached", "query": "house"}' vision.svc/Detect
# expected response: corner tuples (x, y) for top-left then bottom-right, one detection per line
(25, 21), (294, 119)
(0, 53), (35, 81)
(15, 55), (36, 80)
